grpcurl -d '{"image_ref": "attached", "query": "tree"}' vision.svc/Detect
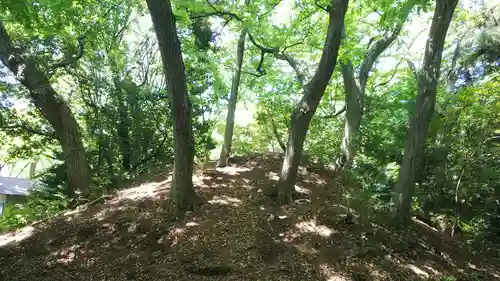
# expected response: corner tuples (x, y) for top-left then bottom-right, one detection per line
(336, 2), (414, 171)
(218, 28), (247, 167)
(0, 19), (91, 198)
(146, 0), (198, 211)
(393, 0), (459, 222)
(277, 0), (349, 204)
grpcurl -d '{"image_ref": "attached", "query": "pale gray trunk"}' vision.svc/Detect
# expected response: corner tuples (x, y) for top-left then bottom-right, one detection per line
(277, 0), (349, 204)
(29, 162), (37, 179)
(338, 61), (363, 170)
(337, 8), (409, 171)
(393, 0), (459, 222)
(0, 20), (91, 198)
(147, 0), (197, 211)
(218, 28), (247, 167)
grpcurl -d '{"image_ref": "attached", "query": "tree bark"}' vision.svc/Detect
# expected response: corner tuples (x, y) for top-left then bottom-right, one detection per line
(116, 89), (132, 171)
(270, 119), (287, 152)
(277, 0), (349, 204)
(337, 11), (409, 171)
(393, 0), (459, 222)
(146, 0), (198, 211)
(218, 28), (247, 167)
(0, 20), (91, 198)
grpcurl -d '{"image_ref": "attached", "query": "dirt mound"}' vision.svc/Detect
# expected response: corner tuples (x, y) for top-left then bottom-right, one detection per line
(0, 156), (499, 281)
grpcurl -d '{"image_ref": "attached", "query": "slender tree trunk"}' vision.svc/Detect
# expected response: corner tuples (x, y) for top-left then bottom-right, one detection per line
(0, 20), (91, 198)
(338, 61), (363, 170)
(117, 100), (132, 170)
(270, 119), (286, 152)
(336, 9), (409, 171)
(218, 28), (247, 167)
(277, 0), (349, 204)
(393, 0), (459, 222)
(146, 0), (197, 211)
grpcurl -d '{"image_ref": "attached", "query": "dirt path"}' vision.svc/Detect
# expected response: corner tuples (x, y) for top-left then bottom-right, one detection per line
(0, 154), (499, 281)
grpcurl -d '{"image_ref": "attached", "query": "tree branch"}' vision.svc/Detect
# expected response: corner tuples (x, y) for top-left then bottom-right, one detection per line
(191, 2), (307, 87)
(405, 57), (420, 82)
(322, 105), (346, 118)
(2, 124), (56, 138)
(261, 0), (283, 17)
(191, 0), (243, 21)
(315, 0), (330, 13)
(241, 70), (266, 77)
(270, 119), (287, 152)
(50, 36), (85, 70)
(132, 132), (169, 171)
(373, 57), (404, 89)
(358, 23), (405, 92)
(248, 33), (306, 88)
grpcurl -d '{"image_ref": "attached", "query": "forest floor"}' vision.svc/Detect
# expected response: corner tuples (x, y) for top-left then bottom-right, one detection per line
(0, 154), (499, 281)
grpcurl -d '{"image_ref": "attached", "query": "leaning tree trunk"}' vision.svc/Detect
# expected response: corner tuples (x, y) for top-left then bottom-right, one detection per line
(146, 0), (198, 211)
(218, 28), (247, 167)
(338, 61), (363, 171)
(393, 0), (459, 222)
(277, 0), (349, 204)
(336, 6), (410, 171)
(0, 20), (91, 198)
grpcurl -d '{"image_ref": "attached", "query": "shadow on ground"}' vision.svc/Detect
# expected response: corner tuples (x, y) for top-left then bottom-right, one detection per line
(0, 154), (499, 281)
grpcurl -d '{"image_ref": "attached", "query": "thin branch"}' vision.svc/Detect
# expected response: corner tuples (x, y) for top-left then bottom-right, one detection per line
(248, 33), (275, 53)
(2, 124), (56, 138)
(132, 133), (169, 171)
(191, 2), (307, 86)
(49, 36), (85, 70)
(357, 22), (405, 92)
(260, 0), (282, 17)
(405, 58), (419, 82)
(315, 0), (330, 13)
(404, 28), (427, 50)
(275, 52), (306, 88)
(281, 41), (304, 53)
(190, 0), (243, 22)
(241, 70), (266, 77)
(270, 119), (286, 152)
(322, 105), (346, 119)
(373, 57), (404, 89)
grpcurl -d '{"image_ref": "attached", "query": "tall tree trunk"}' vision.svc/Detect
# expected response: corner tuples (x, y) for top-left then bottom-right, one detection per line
(218, 28), (247, 167)
(337, 8), (410, 171)
(146, 0), (197, 211)
(393, 0), (459, 222)
(338, 61), (363, 171)
(0, 20), (91, 198)
(277, 0), (349, 204)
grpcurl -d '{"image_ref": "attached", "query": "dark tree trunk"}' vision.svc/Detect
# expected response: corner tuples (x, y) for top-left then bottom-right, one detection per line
(277, 0), (349, 204)
(393, 0), (459, 222)
(0, 20), (91, 198)
(146, 0), (198, 211)
(218, 28), (247, 167)
(117, 100), (132, 170)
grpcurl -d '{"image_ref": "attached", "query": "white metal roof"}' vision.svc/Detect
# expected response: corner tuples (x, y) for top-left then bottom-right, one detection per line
(0, 177), (37, 196)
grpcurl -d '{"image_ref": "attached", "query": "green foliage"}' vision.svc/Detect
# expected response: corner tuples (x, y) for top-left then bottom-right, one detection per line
(0, 189), (69, 233)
